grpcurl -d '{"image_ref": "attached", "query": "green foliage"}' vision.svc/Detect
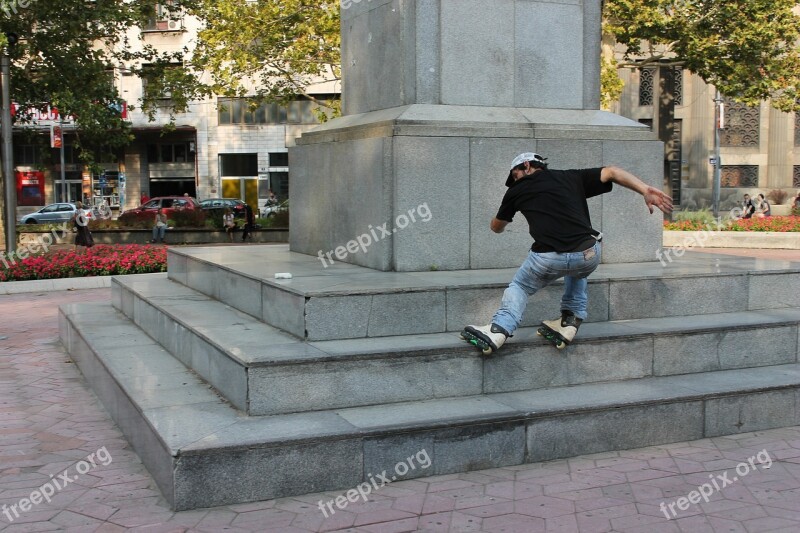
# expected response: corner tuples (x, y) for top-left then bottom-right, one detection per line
(188, 0), (341, 112)
(1, 0), (205, 165)
(672, 208), (717, 225)
(261, 210), (289, 228)
(604, 0), (800, 112)
(600, 54), (625, 110)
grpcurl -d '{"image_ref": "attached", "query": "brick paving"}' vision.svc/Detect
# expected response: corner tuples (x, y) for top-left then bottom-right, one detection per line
(2, 273), (800, 531)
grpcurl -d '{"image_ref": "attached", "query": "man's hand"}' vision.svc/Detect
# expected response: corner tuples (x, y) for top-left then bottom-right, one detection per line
(490, 218), (509, 233)
(644, 186), (673, 214)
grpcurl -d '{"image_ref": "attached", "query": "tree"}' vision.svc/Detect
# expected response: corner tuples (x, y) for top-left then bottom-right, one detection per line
(0, 0), (203, 168)
(603, 0), (800, 112)
(187, 0), (341, 116)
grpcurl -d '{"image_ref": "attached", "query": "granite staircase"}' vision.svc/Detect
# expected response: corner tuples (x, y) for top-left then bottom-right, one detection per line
(59, 245), (800, 510)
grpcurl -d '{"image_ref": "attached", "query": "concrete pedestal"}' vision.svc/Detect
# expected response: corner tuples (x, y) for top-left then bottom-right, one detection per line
(291, 0), (664, 271)
(291, 105), (663, 271)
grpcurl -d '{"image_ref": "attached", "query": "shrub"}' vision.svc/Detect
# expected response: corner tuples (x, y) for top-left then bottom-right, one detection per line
(672, 208), (716, 225)
(169, 209), (206, 227)
(0, 244), (167, 282)
(767, 189), (789, 205)
(263, 209), (289, 228)
(118, 210), (155, 228)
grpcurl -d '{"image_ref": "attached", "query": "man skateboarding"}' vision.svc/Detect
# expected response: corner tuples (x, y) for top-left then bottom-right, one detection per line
(461, 152), (673, 354)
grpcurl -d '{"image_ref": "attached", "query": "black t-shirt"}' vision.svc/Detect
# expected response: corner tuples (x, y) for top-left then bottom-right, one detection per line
(496, 167), (612, 253)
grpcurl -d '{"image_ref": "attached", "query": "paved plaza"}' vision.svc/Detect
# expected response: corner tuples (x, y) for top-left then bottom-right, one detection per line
(2, 248), (800, 532)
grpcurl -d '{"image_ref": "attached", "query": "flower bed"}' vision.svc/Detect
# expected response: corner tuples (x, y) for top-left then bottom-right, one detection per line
(664, 216), (800, 232)
(0, 244), (167, 282)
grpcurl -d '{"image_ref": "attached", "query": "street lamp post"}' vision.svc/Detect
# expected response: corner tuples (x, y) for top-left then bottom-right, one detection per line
(712, 90), (723, 220)
(1, 47), (15, 254)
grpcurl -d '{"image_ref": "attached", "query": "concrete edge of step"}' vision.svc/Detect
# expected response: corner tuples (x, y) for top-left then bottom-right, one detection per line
(61, 301), (800, 457)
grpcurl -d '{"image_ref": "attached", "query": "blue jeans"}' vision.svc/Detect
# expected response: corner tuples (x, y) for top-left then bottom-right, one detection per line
(492, 242), (602, 335)
(152, 225), (166, 242)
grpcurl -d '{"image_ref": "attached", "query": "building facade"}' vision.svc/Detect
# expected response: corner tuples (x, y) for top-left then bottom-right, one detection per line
(611, 67), (800, 212)
(12, 5), (338, 215)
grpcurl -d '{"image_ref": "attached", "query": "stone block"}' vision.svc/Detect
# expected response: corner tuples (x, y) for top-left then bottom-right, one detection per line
(305, 294), (372, 341)
(248, 354), (483, 415)
(173, 439), (362, 510)
(433, 422), (525, 474)
(705, 390), (798, 437)
(654, 326), (798, 376)
(262, 284), (306, 338)
(185, 258), (220, 300)
(393, 136), (470, 271)
(600, 140), (664, 263)
(168, 251), (188, 285)
(441, 0), (514, 107)
(217, 269), (262, 319)
(608, 274), (743, 320)
(527, 401), (704, 462)
(364, 434), (435, 481)
(748, 273), (800, 310)
(366, 291), (446, 337)
(516, 0), (584, 109)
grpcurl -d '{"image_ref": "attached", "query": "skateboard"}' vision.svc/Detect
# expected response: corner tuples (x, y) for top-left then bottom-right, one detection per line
(460, 328), (494, 356)
(536, 322), (569, 350)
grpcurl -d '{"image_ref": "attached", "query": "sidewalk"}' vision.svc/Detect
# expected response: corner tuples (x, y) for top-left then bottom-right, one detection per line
(2, 286), (800, 531)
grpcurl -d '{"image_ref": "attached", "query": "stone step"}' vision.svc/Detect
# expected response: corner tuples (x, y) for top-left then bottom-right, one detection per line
(167, 245), (800, 341)
(59, 301), (800, 511)
(111, 273), (800, 416)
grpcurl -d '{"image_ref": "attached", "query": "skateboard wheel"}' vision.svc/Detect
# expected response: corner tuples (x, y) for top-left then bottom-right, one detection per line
(536, 329), (543, 337)
(556, 341), (566, 350)
(459, 333), (466, 340)
(481, 347), (492, 356)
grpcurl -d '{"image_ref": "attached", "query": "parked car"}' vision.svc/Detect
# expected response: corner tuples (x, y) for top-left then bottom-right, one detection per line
(124, 196), (201, 217)
(260, 199), (289, 218)
(199, 198), (247, 218)
(17, 203), (97, 225)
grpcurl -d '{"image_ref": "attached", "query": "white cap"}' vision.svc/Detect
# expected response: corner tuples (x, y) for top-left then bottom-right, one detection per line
(510, 152), (547, 170)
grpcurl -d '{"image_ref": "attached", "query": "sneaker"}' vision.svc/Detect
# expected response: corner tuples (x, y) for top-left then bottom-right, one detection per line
(462, 323), (509, 354)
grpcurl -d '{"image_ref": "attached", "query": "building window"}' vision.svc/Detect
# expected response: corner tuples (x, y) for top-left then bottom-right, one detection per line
(639, 67), (682, 106)
(219, 154), (258, 177)
(217, 97), (325, 125)
(721, 100), (760, 147)
(269, 152), (288, 167)
(14, 144), (43, 166)
(147, 143), (194, 163)
(793, 166), (800, 188)
(270, 171), (289, 198)
(144, 1), (183, 31)
(721, 165), (759, 187)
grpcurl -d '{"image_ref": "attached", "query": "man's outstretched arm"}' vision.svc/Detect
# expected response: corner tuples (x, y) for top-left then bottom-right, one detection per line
(600, 166), (674, 214)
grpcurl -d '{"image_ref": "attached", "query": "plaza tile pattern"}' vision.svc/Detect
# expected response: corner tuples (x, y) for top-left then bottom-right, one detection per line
(1, 287), (800, 532)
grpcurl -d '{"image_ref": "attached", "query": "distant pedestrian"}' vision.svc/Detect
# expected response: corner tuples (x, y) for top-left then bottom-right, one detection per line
(152, 208), (168, 243)
(72, 201), (94, 252)
(755, 194), (771, 218)
(742, 194), (756, 219)
(223, 208), (236, 242)
(141, 193), (150, 205)
(241, 203), (255, 242)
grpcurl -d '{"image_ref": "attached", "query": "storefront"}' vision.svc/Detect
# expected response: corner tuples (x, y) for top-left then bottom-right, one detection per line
(15, 170), (45, 206)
